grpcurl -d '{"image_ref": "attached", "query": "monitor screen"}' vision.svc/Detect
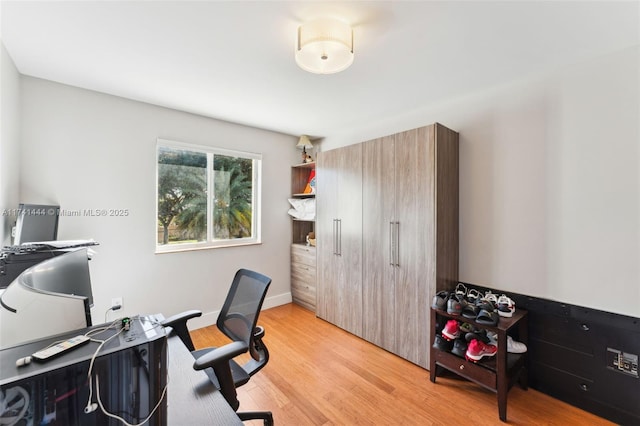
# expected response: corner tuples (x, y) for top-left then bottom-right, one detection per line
(21, 248), (94, 307)
(14, 203), (60, 245)
(0, 248), (93, 349)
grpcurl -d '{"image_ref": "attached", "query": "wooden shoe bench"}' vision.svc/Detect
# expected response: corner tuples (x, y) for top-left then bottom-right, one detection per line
(430, 307), (529, 422)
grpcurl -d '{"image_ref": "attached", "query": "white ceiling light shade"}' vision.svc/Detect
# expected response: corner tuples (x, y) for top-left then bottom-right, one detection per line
(296, 18), (354, 74)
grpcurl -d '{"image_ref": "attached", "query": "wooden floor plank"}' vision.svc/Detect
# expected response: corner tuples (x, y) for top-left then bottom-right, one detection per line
(191, 303), (613, 425)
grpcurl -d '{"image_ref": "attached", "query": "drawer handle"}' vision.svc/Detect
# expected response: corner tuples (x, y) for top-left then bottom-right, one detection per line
(459, 365), (464, 371)
(580, 383), (589, 392)
(580, 323), (590, 331)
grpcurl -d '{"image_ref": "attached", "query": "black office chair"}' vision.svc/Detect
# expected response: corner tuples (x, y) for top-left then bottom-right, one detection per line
(162, 268), (273, 425)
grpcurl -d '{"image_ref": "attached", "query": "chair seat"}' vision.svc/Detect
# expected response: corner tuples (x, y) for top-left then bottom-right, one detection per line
(192, 347), (251, 389)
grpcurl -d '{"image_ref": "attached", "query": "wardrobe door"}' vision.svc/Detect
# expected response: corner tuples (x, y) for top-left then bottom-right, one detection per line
(316, 149), (340, 325)
(362, 135), (397, 351)
(316, 144), (363, 336)
(394, 126), (436, 368)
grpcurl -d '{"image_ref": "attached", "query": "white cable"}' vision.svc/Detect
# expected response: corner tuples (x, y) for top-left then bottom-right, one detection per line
(84, 321), (125, 413)
(95, 373), (168, 426)
(84, 316), (169, 425)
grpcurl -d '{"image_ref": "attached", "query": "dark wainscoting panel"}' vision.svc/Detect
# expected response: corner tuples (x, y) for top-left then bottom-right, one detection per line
(461, 283), (639, 425)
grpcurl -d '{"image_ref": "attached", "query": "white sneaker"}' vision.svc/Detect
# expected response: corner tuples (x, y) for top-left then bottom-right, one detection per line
(507, 336), (527, 353)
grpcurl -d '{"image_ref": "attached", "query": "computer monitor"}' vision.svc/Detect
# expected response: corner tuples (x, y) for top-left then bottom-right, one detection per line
(13, 203), (60, 245)
(0, 248), (93, 349)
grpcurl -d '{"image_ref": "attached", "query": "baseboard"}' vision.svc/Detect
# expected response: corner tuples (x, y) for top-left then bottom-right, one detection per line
(186, 291), (293, 330)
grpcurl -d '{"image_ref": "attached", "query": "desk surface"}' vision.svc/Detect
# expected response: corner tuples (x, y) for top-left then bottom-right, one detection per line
(0, 316), (242, 425)
(166, 331), (242, 425)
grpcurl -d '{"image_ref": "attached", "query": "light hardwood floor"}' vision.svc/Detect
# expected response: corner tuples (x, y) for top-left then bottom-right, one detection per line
(190, 303), (613, 425)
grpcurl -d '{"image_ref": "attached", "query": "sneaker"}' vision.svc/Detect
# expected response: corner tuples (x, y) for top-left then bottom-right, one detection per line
(497, 295), (516, 317)
(486, 330), (498, 346)
(455, 282), (467, 298)
(431, 291), (449, 310)
(441, 319), (460, 341)
(507, 336), (527, 353)
(451, 337), (468, 358)
(466, 288), (481, 303)
(465, 339), (498, 362)
(433, 334), (453, 352)
(446, 295), (463, 315)
(484, 291), (498, 307)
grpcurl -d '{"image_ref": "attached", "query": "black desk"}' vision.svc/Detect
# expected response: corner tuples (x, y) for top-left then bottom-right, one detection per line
(166, 331), (242, 424)
(0, 316), (242, 425)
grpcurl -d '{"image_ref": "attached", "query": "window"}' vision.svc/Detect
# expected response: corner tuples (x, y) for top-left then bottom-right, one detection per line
(156, 139), (261, 252)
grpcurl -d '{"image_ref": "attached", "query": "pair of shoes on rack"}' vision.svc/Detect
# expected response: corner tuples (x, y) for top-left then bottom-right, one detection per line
(465, 339), (497, 362)
(484, 331), (528, 354)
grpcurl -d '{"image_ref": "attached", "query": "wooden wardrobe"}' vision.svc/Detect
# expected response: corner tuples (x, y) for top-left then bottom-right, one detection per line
(316, 123), (459, 368)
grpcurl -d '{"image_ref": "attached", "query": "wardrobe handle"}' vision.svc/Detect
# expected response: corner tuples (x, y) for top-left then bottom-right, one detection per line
(337, 219), (342, 256)
(389, 222), (394, 266)
(333, 219), (338, 256)
(394, 221), (400, 267)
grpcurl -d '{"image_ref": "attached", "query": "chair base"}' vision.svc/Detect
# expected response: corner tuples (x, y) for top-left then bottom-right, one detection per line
(238, 410), (273, 426)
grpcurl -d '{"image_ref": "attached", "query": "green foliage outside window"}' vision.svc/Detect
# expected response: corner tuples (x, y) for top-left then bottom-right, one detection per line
(157, 142), (258, 249)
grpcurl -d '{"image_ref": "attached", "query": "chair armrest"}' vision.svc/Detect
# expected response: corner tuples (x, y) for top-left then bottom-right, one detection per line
(193, 341), (248, 371)
(161, 310), (202, 351)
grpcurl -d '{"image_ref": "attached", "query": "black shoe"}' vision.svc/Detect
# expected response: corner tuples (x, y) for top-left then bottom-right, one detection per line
(433, 334), (453, 352)
(451, 337), (468, 358)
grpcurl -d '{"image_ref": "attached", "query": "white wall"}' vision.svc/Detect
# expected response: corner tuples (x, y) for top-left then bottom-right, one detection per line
(321, 46), (640, 318)
(20, 77), (299, 328)
(0, 42), (20, 246)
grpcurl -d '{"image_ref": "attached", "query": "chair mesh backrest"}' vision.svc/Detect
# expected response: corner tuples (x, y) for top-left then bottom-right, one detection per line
(217, 269), (271, 347)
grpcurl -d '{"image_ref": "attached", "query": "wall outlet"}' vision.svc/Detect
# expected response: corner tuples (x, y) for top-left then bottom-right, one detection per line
(607, 347), (639, 378)
(111, 297), (123, 310)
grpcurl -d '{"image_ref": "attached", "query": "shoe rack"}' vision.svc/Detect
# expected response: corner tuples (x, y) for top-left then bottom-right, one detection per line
(430, 307), (529, 422)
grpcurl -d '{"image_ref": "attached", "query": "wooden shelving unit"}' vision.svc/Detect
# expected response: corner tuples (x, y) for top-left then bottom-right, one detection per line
(430, 307), (528, 422)
(290, 162), (316, 311)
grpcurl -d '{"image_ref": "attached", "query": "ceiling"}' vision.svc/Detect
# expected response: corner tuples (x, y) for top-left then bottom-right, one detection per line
(1, 1), (638, 140)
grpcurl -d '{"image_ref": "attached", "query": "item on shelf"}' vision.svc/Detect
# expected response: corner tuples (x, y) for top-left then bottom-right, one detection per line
(446, 295), (463, 315)
(461, 303), (479, 319)
(506, 336), (527, 353)
(306, 232), (316, 247)
(465, 329), (491, 344)
(484, 291), (499, 306)
(431, 291), (449, 310)
(303, 169), (316, 193)
(467, 288), (481, 303)
(459, 322), (476, 334)
(288, 198), (316, 221)
(442, 319), (460, 341)
(465, 338), (498, 362)
(451, 337), (468, 358)
(497, 295), (516, 317)
(476, 308), (499, 326)
(455, 282), (467, 297)
(433, 334), (453, 352)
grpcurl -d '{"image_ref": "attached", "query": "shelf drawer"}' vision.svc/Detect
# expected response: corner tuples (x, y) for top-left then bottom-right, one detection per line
(434, 349), (497, 390)
(291, 272), (316, 311)
(291, 244), (316, 267)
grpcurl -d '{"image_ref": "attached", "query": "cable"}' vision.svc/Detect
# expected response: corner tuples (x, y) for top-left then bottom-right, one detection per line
(84, 315), (170, 425)
(84, 320), (124, 414)
(95, 373), (168, 426)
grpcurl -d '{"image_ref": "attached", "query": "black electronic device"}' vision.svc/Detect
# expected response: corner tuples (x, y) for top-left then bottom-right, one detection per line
(0, 316), (168, 425)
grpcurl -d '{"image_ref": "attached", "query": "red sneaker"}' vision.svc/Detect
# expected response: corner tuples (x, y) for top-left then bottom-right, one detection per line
(441, 319), (460, 341)
(465, 338), (497, 362)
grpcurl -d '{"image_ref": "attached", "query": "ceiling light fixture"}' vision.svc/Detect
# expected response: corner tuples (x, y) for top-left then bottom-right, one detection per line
(295, 18), (354, 74)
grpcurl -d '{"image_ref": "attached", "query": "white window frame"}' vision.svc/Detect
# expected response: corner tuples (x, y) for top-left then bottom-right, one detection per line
(155, 138), (262, 253)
